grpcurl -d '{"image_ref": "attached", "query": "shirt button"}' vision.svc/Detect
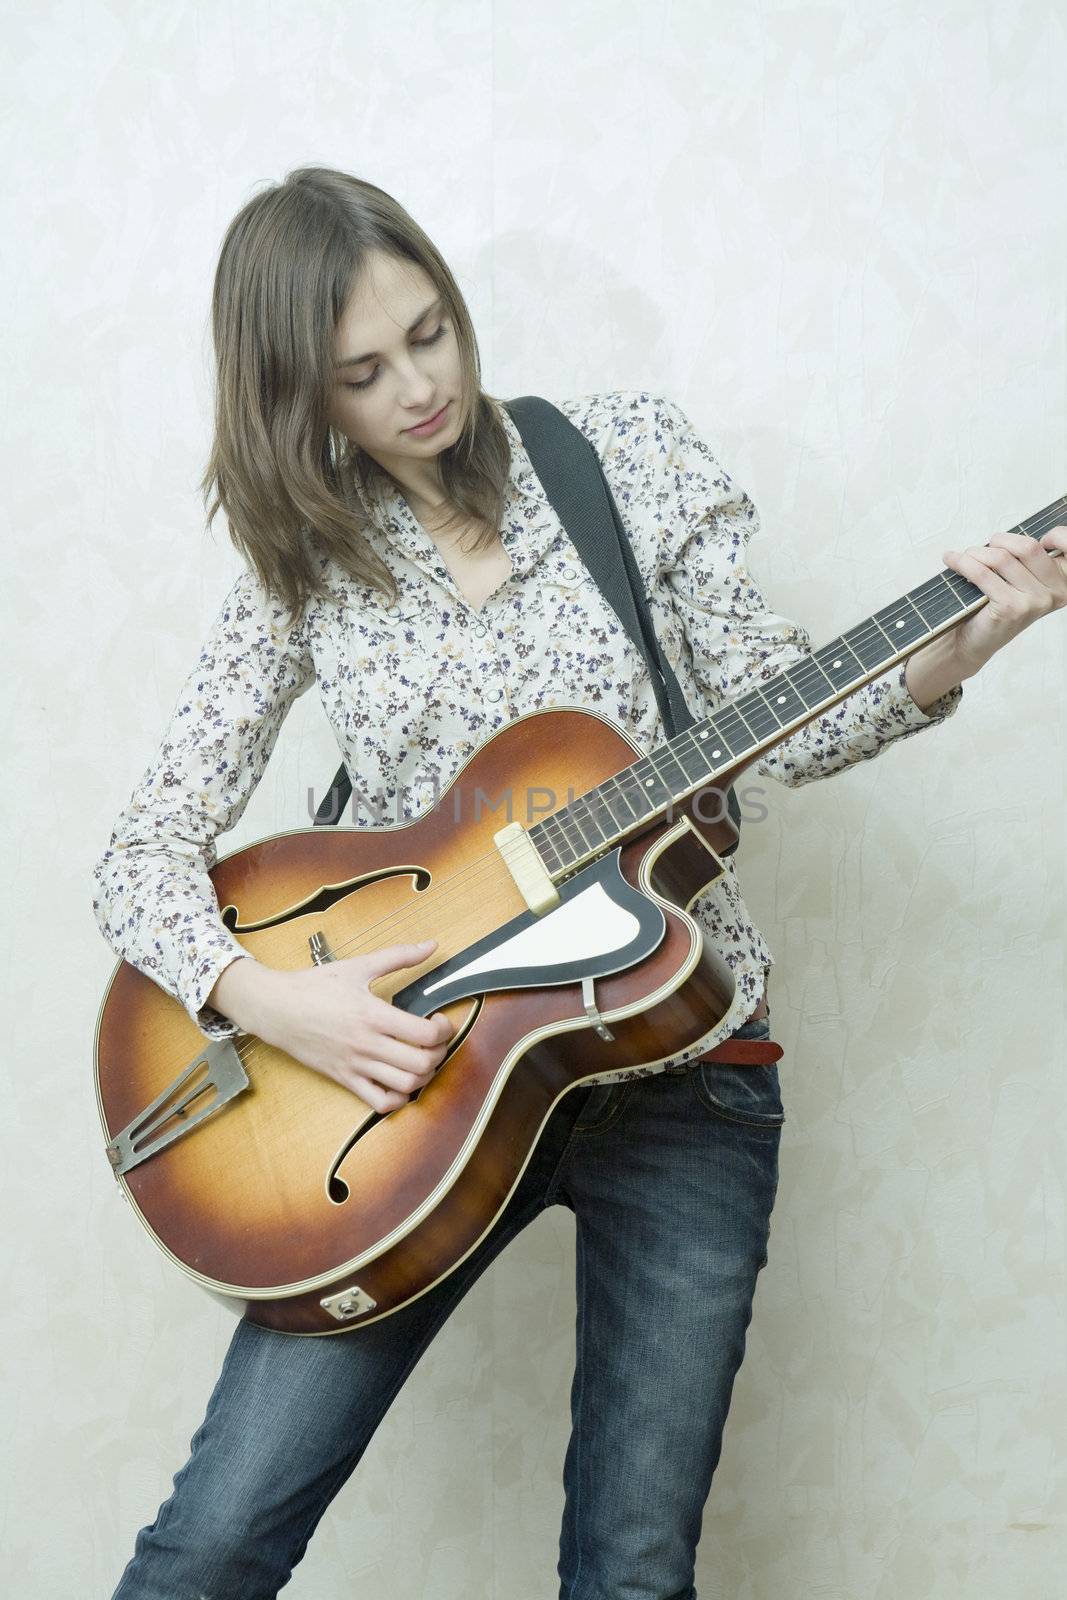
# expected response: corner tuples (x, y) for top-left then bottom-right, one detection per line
(561, 565), (577, 581)
(486, 687), (503, 702)
(474, 623), (487, 638)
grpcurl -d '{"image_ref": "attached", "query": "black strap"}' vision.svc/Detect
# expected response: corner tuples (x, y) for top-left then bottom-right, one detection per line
(315, 395), (740, 847)
(313, 768), (350, 825)
(504, 396), (693, 739)
(504, 396), (740, 844)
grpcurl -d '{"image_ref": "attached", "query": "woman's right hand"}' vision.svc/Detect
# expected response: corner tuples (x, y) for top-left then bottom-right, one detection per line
(208, 940), (454, 1113)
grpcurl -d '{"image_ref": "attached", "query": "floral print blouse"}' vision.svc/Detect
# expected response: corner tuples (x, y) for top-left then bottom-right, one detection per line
(90, 390), (962, 1083)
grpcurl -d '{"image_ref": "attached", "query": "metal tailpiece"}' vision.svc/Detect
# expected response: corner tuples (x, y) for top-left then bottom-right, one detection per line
(105, 1039), (250, 1177)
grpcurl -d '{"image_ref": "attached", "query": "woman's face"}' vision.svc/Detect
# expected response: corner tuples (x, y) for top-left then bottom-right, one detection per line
(326, 249), (464, 497)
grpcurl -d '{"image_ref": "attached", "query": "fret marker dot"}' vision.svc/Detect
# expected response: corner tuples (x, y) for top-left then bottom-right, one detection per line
(776, 695), (786, 704)
(711, 748), (722, 758)
(645, 778), (655, 787)
(832, 659), (842, 668)
(698, 730), (707, 739)
(895, 619), (905, 628)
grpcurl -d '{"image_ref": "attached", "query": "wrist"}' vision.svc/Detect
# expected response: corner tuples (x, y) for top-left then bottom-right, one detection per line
(207, 954), (285, 1038)
(904, 632), (969, 713)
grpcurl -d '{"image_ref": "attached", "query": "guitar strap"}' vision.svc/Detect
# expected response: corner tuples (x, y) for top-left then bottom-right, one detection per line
(503, 395), (741, 850)
(313, 395), (741, 853)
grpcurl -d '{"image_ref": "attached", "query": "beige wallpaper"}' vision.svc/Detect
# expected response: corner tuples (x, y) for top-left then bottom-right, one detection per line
(3, 2), (1064, 1595)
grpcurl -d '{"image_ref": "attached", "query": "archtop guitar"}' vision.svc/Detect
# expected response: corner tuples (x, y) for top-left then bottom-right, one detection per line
(94, 495), (1065, 1334)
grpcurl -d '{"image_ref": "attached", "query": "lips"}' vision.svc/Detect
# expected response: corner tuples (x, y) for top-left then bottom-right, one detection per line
(405, 403), (449, 432)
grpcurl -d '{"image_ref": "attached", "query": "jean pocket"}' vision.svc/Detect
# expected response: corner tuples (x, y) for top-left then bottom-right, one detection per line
(570, 1079), (632, 1135)
(692, 1016), (786, 1131)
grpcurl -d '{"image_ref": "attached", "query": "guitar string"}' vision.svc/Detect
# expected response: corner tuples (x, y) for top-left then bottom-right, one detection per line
(228, 500), (1067, 1068)
(288, 500), (1067, 972)
(225, 503), (1066, 1072)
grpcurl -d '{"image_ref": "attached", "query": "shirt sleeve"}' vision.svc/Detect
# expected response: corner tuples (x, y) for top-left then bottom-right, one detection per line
(90, 566), (316, 1038)
(646, 394), (963, 789)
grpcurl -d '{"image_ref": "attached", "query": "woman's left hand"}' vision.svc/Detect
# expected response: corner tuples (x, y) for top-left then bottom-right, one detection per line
(940, 522), (1067, 678)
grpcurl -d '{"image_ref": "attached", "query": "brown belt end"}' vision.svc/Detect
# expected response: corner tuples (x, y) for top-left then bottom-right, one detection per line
(698, 1037), (784, 1067)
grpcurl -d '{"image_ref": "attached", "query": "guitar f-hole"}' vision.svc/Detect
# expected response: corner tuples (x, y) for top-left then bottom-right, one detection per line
(323, 999), (477, 1204)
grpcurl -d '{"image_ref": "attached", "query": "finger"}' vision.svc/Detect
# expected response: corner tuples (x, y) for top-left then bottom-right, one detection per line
(943, 547), (1029, 611)
(358, 940), (437, 984)
(987, 530), (1067, 589)
(359, 1031), (449, 1078)
(1039, 523), (1067, 559)
(351, 1057), (433, 1096)
(347, 1075), (410, 1114)
(364, 994), (454, 1046)
(947, 543), (1053, 605)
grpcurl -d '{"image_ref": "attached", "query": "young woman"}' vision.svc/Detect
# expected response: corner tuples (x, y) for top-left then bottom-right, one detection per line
(92, 165), (1066, 1599)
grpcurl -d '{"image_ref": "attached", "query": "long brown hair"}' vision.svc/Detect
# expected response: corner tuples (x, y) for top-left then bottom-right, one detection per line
(200, 166), (511, 624)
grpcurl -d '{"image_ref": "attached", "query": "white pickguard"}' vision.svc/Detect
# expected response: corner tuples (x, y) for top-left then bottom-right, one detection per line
(421, 879), (643, 996)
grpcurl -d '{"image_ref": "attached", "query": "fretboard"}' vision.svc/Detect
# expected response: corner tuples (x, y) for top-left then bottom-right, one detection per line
(530, 492), (1066, 877)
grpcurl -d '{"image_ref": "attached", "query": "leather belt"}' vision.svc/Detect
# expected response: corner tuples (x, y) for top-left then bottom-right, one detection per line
(696, 990), (784, 1067)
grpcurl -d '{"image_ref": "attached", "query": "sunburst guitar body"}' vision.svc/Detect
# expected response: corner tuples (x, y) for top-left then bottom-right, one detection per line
(95, 706), (738, 1336)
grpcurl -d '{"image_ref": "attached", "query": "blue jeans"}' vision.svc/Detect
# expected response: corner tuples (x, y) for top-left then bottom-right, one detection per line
(112, 1016), (784, 1600)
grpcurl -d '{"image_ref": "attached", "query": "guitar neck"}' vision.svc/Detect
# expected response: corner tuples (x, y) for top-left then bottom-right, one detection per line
(531, 492), (1067, 878)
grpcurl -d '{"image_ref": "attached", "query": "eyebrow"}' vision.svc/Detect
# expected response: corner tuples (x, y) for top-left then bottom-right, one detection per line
(335, 297), (444, 368)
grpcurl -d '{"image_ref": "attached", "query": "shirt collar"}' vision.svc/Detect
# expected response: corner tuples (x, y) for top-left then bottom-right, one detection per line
(349, 399), (559, 589)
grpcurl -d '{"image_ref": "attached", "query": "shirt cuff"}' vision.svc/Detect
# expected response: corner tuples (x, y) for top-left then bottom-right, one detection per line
(185, 942), (254, 1040)
(863, 659), (964, 737)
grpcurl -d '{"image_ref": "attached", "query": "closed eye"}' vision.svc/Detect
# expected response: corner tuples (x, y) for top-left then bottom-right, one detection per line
(342, 324), (449, 392)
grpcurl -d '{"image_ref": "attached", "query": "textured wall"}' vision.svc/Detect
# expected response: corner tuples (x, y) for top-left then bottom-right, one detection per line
(3, 2), (1064, 1595)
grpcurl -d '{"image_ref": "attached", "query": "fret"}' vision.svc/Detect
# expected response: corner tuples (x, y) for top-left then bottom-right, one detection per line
(542, 812), (579, 870)
(526, 490), (1064, 888)
(533, 813), (562, 857)
(551, 806), (594, 862)
(672, 730), (718, 783)
(709, 706), (757, 756)
(571, 797), (609, 851)
(602, 788), (637, 836)
(595, 780), (637, 832)
(690, 724), (730, 766)
(732, 700), (765, 743)
(812, 638), (865, 693)
(943, 568), (984, 607)
(694, 720), (735, 761)
(565, 806), (601, 857)
(1020, 494), (1067, 541)
(732, 690), (780, 741)
(784, 655), (836, 706)
(607, 771), (644, 821)
(579, 787), (618, 843)
(870, 593), (929, 650)
(695, 725), (733, 764)
(841, 615), (895, 671)
(758, 676), (807, 725)
(631, 754), (675, 811)
(613, 768), (656, 821)
(910, 573), (967, 628)
(647, 741), (693, 792)
(534, 824), (564, 873)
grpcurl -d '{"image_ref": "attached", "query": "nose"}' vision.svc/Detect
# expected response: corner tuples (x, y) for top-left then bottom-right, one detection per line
(396, 354), (436, 411)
